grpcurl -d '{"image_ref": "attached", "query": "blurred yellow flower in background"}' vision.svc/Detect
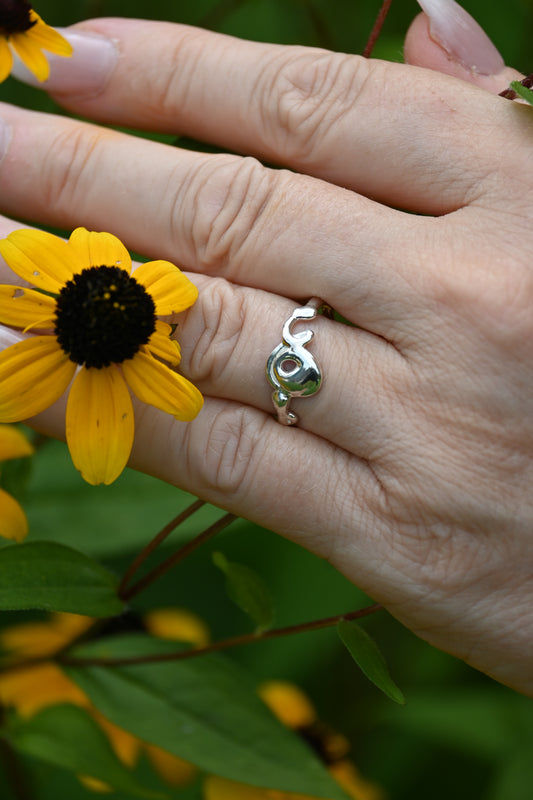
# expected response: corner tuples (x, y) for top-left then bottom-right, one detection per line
(0, 608), (207, 791)
(0, 423), (33, 541)
(0, 610), (383, 799)
(0, 1), (72, 83)
(205, 681), (385, 800)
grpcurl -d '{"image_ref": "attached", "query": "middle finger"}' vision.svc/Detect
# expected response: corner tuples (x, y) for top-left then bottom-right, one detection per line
(0, 103), (429, 336)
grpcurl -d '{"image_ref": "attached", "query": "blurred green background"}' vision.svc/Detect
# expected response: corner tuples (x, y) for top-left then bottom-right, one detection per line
(2, 0), (533, 799)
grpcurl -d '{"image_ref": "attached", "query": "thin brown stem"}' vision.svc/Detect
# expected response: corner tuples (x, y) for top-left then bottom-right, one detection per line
(118, 498), (205, 598)
(120, 512), (237, 602)
(363, 0), (395, 58)
(60, 603), (382, 668)
(0, 734), (34, 800)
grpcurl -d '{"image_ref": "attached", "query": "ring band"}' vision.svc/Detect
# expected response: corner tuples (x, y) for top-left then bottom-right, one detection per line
(266, 297), (326, 426)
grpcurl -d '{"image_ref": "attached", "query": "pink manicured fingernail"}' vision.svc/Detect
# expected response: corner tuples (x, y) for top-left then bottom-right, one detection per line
(11, 29), (119, 95)
(416, 0), (505, 75)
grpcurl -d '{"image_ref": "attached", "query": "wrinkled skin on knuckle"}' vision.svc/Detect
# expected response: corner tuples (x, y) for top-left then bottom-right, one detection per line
(193, 405), (265, 500)
(256, 48), (371, 165)
(40, 123), (114, 220)
(181, 277), (247, 387)
(177, 154), (280, 277)
(141, 28), (208, 121)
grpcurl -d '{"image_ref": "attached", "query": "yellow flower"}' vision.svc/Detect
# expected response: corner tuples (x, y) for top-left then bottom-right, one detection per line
(0, 423), (33, 541)
(0, 227), (203, 485)
(0, 609), (207, 790)
(0, 612), (94, 716)
(205, 682), (386, 800)
(0, 1), (72, 83)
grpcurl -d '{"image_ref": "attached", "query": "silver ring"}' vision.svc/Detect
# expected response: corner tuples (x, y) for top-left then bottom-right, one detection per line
(266, 297), (325, 426)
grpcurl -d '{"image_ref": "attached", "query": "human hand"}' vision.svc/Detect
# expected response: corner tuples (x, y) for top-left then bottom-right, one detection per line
(1, 3), (532, 696)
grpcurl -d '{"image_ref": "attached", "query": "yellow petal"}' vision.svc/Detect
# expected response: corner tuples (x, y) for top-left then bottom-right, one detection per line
(68, 228), (131, 273)
(0, 614), (92, 658)
(328, 761), (385, 800)
(0, 336), (76, 422)
(145, 744), (197, 788)
(0, 229), (76, 291)
(10, 31), (50, 82)
(0, 663), (88, 717)
(0, 285), (56, 330)
(78, 776), (113, 794)
(144, 322), (181, 367)
(122, 351), (203, 421)
(25, 13), (73, 57)
(204, 775), (307, 800)
(144, 608), (210, 647)
(258, 682), (316, 730)
(65, 366), (134, 485)
(53, 612), (95, 641)
(93, 712), (141, 768)
(0, 621), (60, 657)
(0, 425), (33, 461)
(0, 487), (28, 542)
(0, 37), (14, 83)
(134, 261), (198, 315)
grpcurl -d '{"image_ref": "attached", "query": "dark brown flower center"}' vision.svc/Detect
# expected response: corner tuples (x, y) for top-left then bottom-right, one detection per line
(0, 0), (36, 36)
(54, 266), (156, 369)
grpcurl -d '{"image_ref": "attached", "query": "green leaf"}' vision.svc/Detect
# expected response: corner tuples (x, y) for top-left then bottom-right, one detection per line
(6, 704), (165, 799)
(510, 81), (533, 106)
(0, 541), (123, 617)
(337, 620), (405, 704)
(26, 439), (224, 558)
(212, 551), (274, 632)
(490, 746), (533, 800)
(67, 635), (349, 800)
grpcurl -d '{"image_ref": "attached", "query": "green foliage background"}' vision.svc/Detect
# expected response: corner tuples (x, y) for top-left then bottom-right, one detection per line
(1, 0), (533, 798)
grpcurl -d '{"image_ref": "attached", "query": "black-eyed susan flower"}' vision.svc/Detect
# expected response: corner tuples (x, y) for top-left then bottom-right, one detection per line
(0, 0), (72, 83)
(0, 609), (207, 791)
(204, 681), (385, 800)
(0, 423), (33, 541)
(0, 227), (203, 485)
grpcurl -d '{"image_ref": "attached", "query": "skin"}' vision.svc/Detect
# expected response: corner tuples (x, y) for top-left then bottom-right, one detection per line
(0, 13), (532, 695)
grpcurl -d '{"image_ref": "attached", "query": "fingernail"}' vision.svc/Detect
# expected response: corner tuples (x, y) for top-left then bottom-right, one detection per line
(11, 29), (119, 95)
(416, 0), (505, 75)
(0, 116), (12, 165)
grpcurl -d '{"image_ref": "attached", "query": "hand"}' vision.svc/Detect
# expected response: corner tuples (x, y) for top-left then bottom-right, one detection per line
(1, 6), (532, 696)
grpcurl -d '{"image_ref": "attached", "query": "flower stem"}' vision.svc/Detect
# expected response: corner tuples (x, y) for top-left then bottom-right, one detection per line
(118, 498), (206, 598)
(363, 0), (395, 58)
(120, 511), (237, 602)
(60, 603), (382, 668)
(0, 733), (34, 800)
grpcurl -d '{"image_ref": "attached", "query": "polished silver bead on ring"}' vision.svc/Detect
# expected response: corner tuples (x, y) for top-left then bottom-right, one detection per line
(266, 297), (325, 426)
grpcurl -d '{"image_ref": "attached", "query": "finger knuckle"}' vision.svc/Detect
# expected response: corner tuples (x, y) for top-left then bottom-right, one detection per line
(41, 123), (110, 216)
(197, 404), (266, 498)
(143, 29), (206, 117)
(255, 49), (371, 163)
(184, 277), (247, 386)
(174, 154), (280, 275)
